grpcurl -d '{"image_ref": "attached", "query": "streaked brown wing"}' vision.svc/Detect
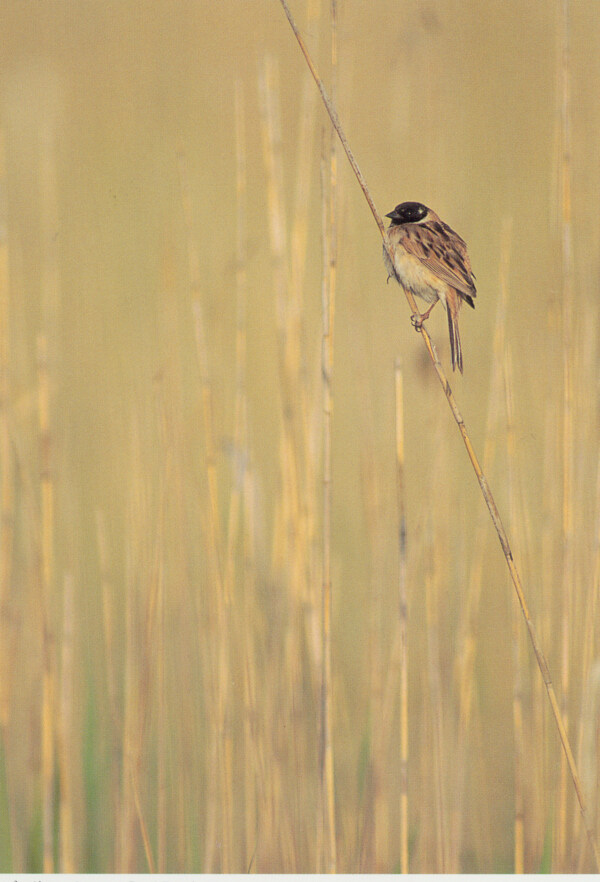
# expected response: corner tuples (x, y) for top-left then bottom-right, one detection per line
(401, 221), (476, 300)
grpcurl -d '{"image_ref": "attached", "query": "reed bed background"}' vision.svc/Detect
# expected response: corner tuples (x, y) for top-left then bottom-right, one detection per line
(0, 0), (599, 872)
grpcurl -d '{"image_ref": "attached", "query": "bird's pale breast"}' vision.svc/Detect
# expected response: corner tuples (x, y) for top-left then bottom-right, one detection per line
(384, 237), (448, 305)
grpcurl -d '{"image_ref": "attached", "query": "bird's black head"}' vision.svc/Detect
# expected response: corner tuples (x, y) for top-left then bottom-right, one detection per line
(385, 201), (429, 225)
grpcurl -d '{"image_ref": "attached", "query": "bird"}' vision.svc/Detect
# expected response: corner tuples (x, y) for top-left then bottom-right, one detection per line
(383, 201), (476, 373)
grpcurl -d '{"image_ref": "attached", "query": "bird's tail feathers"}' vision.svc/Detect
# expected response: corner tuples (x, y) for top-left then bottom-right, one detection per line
(447, 305), (463, 374)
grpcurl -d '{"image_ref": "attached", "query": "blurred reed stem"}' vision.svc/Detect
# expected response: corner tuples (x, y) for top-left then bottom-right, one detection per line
(37, 77), (61, 880)
(233, 78), (258, 873)
(359, 444), (383, 869)
(177, 155), (226, 603)
(96, 509), (121, 869)
(504, 347), (525, 873)
(557, 0), (574, 868)
(576, 459), (600, 857)
(121, 517), (134, 872)
(425, 558), (446, 873)
(453, 216), (510, 864)
(131, 766), (154, 873)
(58, 573), (75, 872)
(259, 54), (317, 634)
(226, 80), (248, 634)
(155, 389), (170, 874)
(258, 56), (297, 870)
(259, 47), (324, 869)
(0, 131), (14, 744)
(394, 361), (408, 874)
(178, 150), (235, 871)
(37, 334), (55, 874)
(0, 131), (15, 871)
(539, 400), (559, 861)
(319, 135), (336, 875)
(121, 417), (155, 873)
(317, 1), (337, 871)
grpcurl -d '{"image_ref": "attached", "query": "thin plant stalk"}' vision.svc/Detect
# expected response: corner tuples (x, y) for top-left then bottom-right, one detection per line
(258, 58), (299, 869)
(155, 391), (170, 874)
(233, 78), (257, 873)
(178, 152), (233, 871)
(39, 123), (61, 872)
(58, 573), (75, 872)
(319, 126), (336, 872)
(96, 510), (121, 869)
(121, 417), (156, 873)
(224, 79), (248, 627)
(0, 130), (14, 739)
(557, 0), (574, 868)
(259, 51), (325, 868)
(121, 526), (135, 871)
(394, 361), (408, 874)
(0, 132), (16, 870)
(276, 0), (600, 868)
(453, 217), (511, 863)
(131, 764), (155, 874)
(177, 154), (226, 603)
(359, 447), (383, 870)
(574, 455), (600, 871)
(317, 2), (337, 872)
(37, 334), (55, 874)
(425, 559), (446, 873)
(39, 97), (61, 882)
(504, 347), (525, 873)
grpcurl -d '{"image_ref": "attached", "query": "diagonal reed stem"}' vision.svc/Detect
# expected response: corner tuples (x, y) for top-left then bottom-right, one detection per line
(276, 0), (600, 869)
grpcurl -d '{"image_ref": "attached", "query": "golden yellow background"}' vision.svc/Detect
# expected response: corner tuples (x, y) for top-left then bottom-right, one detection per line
(0, 0), (598, 872)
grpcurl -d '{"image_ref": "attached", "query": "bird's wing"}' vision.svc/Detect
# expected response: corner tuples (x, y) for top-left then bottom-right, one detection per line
(401, 221), (477, 300)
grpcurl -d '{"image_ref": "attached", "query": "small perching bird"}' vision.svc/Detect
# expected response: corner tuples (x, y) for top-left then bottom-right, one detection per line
(383, 201), (476, 373)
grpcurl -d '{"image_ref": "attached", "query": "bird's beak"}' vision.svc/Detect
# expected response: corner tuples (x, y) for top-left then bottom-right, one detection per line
(385, 210), (400, 220)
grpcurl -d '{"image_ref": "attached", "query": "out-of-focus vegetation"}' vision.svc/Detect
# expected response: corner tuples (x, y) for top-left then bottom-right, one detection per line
(0, 0), (599, 871)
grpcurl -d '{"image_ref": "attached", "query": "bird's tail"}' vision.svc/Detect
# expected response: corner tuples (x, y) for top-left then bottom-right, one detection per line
(447, 301), (463, 373)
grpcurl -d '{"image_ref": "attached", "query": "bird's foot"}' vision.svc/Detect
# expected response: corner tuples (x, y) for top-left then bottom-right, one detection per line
(410, 302), (436, 330)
